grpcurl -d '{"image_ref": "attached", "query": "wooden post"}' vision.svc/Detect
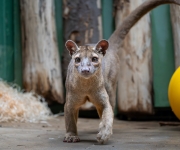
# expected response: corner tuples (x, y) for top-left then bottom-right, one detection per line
(63, 0), (102, 109)
(114, 0), (153, 114)
(20, 0), (64, 104)
(170, 5), (180, 68)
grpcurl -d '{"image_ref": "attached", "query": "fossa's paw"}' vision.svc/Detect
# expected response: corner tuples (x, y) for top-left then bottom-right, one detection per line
(97, 122), (112, 144)
(63, 134), (80, 143)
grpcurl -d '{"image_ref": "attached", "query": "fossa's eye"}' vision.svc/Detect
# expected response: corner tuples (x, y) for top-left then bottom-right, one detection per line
(92, 57), (98, 62)
(75, 57), (81, 63)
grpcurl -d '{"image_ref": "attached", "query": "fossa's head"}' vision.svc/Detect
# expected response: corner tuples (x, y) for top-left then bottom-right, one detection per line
(65, 40), (109, 78)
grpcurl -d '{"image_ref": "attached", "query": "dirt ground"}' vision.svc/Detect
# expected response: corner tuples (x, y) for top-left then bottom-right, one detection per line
(0, 116), (180, 150)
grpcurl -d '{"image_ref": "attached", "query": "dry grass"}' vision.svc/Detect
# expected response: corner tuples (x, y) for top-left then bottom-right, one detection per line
(0, 80), (52, 123)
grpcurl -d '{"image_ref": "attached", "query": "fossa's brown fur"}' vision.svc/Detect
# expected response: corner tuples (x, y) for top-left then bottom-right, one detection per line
(64, 0), (180, 144)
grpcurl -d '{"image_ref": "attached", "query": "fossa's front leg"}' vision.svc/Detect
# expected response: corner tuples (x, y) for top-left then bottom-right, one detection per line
(92, 90), (114, 144)
(63, 95), (81, 143)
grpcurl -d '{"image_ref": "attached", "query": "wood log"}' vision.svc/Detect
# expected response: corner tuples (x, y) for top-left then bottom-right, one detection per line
(114, 0), (153, 114)
(21, 0), (64, 104)
(170, 5), (180, 68)
(63, 0), (102, 110)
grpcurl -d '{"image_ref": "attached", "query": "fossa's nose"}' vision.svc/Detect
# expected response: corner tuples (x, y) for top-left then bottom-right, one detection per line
(81, 67), (90, 74)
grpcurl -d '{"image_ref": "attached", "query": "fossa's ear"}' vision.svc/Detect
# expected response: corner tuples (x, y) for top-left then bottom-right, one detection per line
(95, 39), (109, 56)
(65, 40), (79, 56)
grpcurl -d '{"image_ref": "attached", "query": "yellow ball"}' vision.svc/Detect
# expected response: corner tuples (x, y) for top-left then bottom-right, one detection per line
(168, 67), (180, 120)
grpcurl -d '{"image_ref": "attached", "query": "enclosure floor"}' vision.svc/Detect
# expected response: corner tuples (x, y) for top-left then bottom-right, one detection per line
(0, 116), (180, 150)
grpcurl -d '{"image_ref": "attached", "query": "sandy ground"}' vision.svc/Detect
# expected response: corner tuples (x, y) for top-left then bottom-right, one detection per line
(0, 116), (180, 150)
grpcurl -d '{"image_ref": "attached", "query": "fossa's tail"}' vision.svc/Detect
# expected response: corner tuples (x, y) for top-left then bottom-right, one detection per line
(108, 0), (180, 51)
